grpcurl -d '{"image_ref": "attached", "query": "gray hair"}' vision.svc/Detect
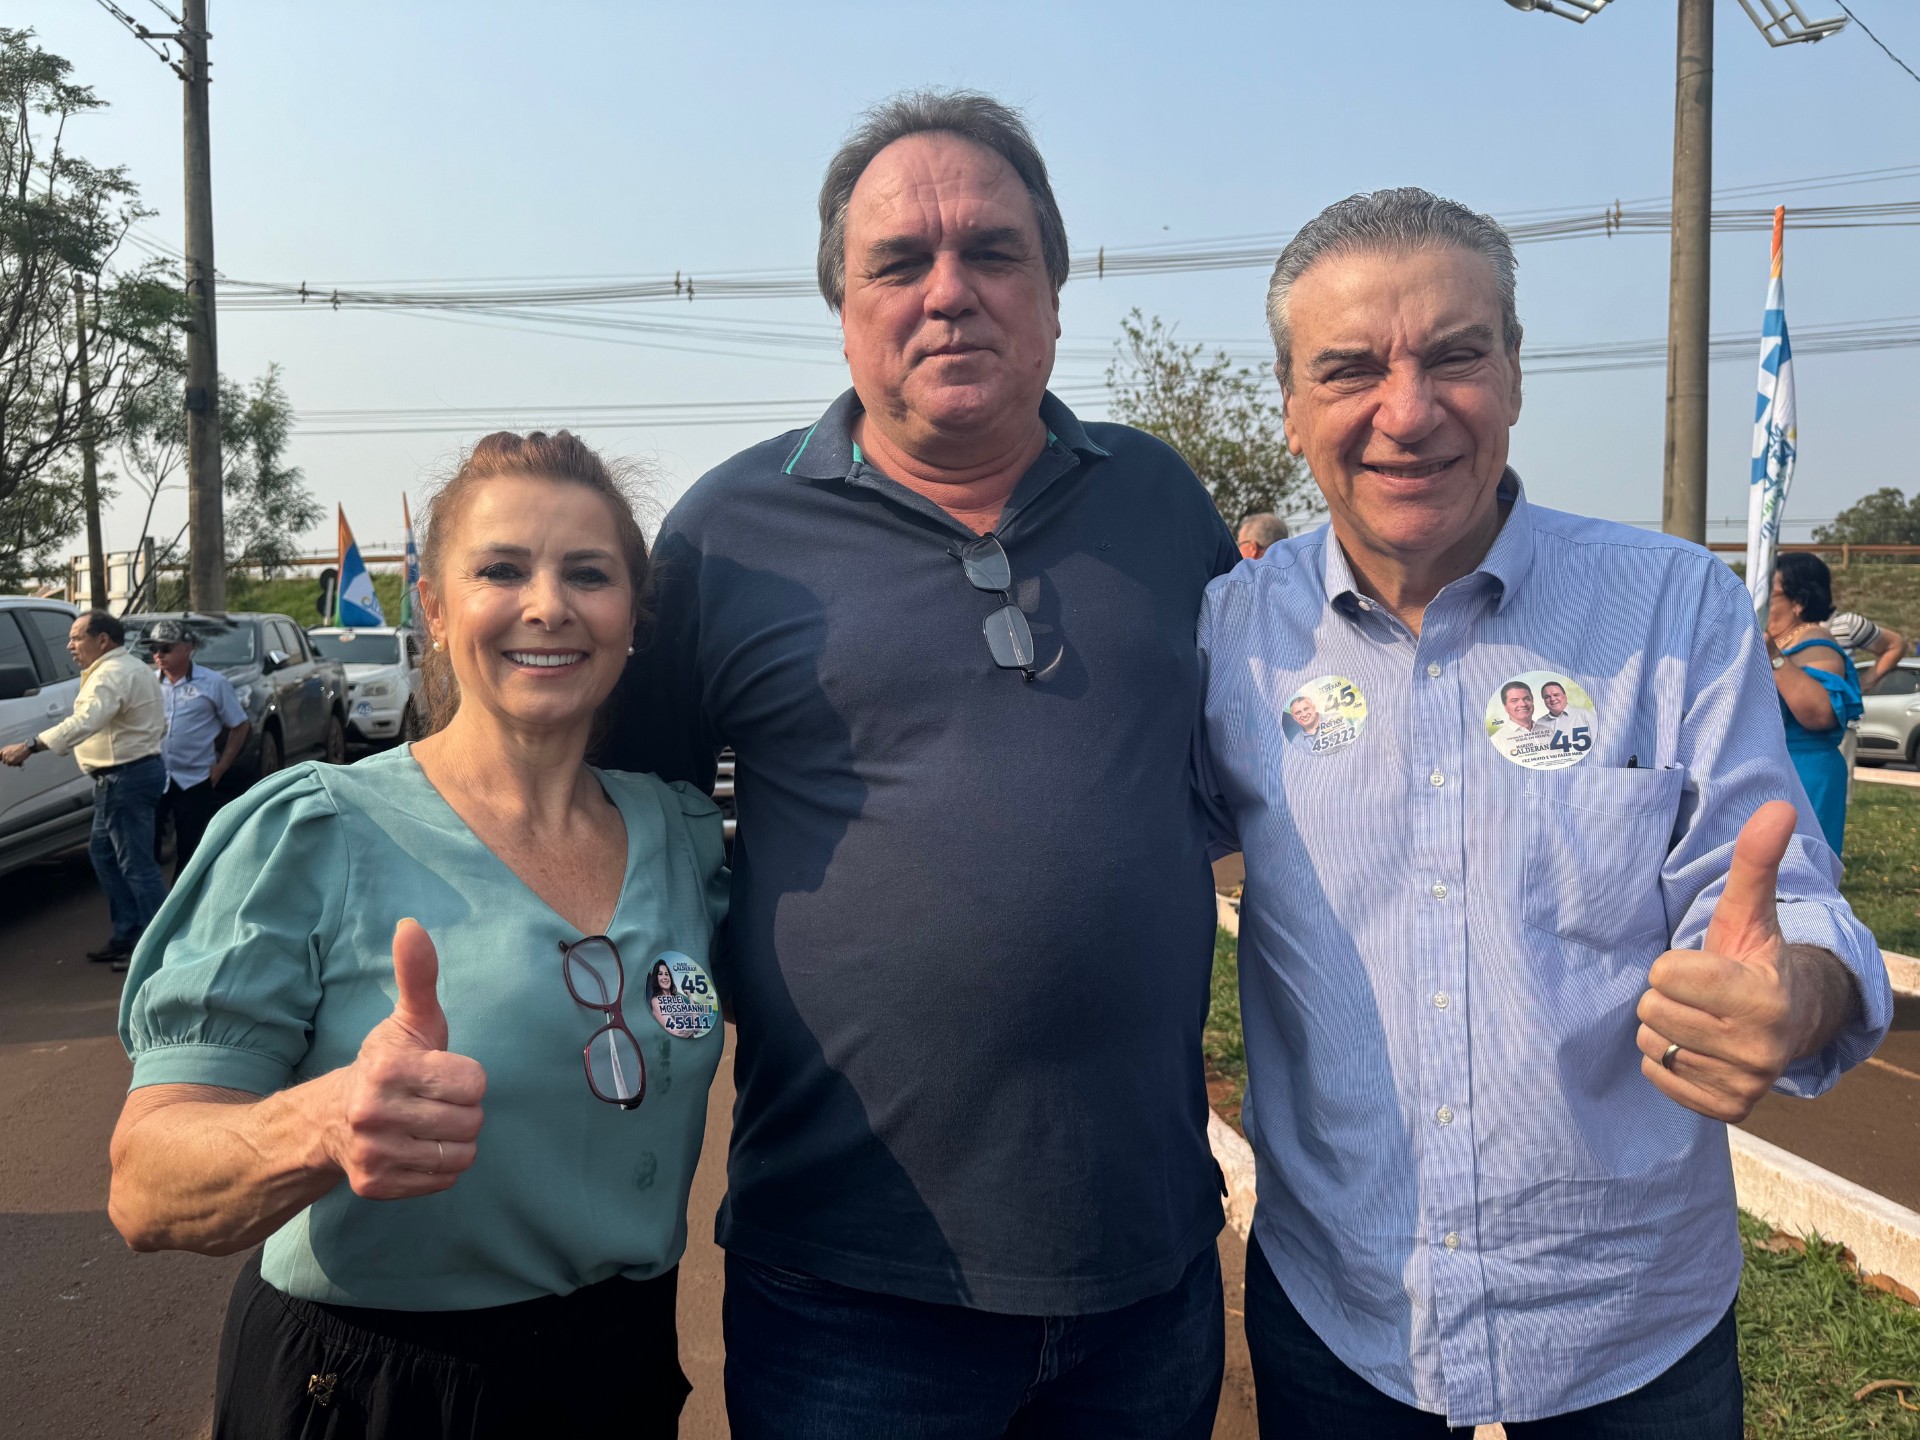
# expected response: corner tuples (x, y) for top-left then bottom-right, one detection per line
(1266, 188), (1522, 391)
(1237, 513), (1289, 547)
(816, 89), (1070, 313)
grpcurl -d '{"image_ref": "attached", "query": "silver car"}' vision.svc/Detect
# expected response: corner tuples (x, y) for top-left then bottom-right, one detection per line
(0, 597), (91, 876)
(1856, 657), (1920, 768)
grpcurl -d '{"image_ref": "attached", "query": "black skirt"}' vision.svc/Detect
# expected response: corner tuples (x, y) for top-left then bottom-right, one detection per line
(213, 1250), (690, 1439)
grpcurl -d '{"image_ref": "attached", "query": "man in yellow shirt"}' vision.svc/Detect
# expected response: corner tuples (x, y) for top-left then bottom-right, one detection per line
(1, 610), (167, 967)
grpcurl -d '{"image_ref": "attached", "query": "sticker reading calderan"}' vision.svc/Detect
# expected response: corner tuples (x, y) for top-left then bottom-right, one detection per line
(1484, 671), (1595, 771)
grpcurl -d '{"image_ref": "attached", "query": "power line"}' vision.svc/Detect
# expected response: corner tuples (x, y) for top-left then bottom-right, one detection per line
(206, 196), (1920, 316)
(1833, 3), (1920, 85)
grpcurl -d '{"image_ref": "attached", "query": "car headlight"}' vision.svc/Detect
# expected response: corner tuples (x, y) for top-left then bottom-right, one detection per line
(357, 680), (396, 700)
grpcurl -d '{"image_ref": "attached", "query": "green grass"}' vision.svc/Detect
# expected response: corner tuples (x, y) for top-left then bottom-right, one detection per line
(141, 571), (409, 625)
(1832, 565), (1920, 644)
(1204, 926), (1244, 1128)
(1738, 1211), (1920, 1438)
(1205, 927), (1920, 1437)
(1843, 785), (1920, 957)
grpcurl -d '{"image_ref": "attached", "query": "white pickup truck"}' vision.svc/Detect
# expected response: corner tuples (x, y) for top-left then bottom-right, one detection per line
(308, 626), (424, 747)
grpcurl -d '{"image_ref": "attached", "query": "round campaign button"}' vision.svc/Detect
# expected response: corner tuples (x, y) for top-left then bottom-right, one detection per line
(1484, 670), (1596, 770)
(1283, 674), (1368, 756)
(642, 952), (719, 1039)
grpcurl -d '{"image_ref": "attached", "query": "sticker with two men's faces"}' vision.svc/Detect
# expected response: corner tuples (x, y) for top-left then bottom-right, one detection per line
(1485, 670), (1596, 770)
(1282, 674), (1368, 756)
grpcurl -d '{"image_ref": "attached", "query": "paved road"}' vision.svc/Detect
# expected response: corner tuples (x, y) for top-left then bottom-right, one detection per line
(0, 854), (1256, 1438)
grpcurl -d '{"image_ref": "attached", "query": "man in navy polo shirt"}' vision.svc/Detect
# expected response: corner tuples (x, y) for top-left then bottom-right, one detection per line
(606, 90), (1237, 1436)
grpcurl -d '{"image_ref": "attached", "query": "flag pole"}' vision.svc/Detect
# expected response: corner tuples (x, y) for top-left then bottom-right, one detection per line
(1744, 206), (1796, 626)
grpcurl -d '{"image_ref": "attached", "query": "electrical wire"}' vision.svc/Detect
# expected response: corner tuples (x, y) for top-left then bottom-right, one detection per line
(1833, 3), (1920, 86)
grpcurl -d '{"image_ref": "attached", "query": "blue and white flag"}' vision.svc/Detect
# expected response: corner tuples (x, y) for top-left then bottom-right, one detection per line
(335, 506), (385, 628)
(1745, 207), (1796, 625)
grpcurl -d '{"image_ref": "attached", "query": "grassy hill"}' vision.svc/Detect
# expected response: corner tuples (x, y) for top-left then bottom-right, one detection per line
(1830, 564), (1920, 641)
(139, 572), (409, 626)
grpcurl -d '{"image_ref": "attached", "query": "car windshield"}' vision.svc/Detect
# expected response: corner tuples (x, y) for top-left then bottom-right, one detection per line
(309, 631), (399, 665)
(128, 618), (257, 666)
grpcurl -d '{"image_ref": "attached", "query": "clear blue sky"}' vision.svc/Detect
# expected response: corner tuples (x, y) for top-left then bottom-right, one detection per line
(17, 0), (1920, 560)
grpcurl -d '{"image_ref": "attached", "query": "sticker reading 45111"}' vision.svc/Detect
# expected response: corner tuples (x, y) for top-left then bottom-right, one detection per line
(1283, 675), (1368, 756)
(1485, 671), (1596, 771)
(642, 952), (719, 1040)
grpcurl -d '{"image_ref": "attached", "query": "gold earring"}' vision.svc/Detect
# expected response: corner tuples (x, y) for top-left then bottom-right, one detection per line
(432, 639), (444, 652)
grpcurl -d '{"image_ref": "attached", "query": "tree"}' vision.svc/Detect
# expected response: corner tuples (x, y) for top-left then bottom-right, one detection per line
(1105, 309), (1316, 527)
(1812, 487), (1920, 549)
(221, 366), (322, 579)
(0, 28), (188, 588)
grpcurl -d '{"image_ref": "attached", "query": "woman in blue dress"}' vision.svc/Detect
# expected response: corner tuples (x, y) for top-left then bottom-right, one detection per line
(1766, 551), (1863, 854)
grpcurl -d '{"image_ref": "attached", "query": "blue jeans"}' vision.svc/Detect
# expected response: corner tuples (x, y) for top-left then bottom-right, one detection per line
(723, 1244), (1224, 1439)
(1244, 1234), (1742, 1439)
(90, 754), (169, 947)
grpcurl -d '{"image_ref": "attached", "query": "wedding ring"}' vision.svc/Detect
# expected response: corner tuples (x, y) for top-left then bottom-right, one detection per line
(1661, 1042), (1682, 1072)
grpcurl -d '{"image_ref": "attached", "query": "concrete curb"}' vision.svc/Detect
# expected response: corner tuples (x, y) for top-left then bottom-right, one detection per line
(1729, 1129), (1920, 1299)
(1885, 949), (1920, 998)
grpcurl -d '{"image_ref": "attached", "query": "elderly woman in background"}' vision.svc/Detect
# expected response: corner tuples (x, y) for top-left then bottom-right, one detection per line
(107, 432), (727, 1439)
(1767, 550), (1863, 854)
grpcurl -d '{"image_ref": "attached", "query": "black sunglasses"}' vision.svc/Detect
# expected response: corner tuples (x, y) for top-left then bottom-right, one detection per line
(953, 535), (1035, 682)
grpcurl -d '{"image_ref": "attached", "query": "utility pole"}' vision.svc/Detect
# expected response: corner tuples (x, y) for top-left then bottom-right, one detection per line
(1662, 0), (1713, 545)
(181, 0), (224, 611)
(72, 277), (109, 612)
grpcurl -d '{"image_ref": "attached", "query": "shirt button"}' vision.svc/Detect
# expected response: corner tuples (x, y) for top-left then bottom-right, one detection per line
(1430, 882), (1449, 900)
(1444, 1232), (1462, 1251)
(1436, 1105), (1455, 1126)
(1426, 661), (1443, 678)
(1433, 991), (1451, 1010)
(1428, 770), (1445, 788)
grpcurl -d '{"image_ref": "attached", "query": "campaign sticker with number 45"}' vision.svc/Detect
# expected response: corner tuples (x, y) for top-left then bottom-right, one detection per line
(642, 952), (719, 1040)
(1283, 674), (1368, 756)
(1485, 671), (1595, 771)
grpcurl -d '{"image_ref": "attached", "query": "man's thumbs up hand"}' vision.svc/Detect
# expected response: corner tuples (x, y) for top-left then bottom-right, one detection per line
(326, 920), (488, 1199)
(1636, 801), (1854, 1123)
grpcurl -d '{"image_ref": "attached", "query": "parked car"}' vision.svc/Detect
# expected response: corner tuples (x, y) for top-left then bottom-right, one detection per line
(123, 612), (349, 788)
(307, 625), (424, 747)
(1856, 657), (1920, 768)
(0, 597), (92, 877)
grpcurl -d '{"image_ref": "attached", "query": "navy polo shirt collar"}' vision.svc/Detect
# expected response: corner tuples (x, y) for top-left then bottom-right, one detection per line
(781, 388), (1111, 484)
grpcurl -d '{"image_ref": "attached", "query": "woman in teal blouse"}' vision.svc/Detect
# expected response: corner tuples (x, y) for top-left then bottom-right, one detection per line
(109, 432), (725, 1438)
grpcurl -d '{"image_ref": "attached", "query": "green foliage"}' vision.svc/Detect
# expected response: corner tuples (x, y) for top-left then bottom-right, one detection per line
(1815, 488), (1920, 550)
(221, 365), (322, 578)
(1106, 310), (1316, 528)
(0, 27), (189, 586)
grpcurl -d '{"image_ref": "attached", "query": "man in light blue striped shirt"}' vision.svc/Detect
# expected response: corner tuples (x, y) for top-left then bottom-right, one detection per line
(1199, 189), (1892, 1438)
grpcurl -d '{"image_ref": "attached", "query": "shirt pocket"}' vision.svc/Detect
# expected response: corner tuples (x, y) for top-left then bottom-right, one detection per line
(1520, 765), (1685, 953)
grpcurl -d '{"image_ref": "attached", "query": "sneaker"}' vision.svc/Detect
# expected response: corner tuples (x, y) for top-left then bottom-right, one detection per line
(86, 942), (132, 964)
(109, 956), (130, 973)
